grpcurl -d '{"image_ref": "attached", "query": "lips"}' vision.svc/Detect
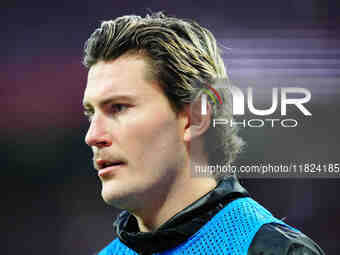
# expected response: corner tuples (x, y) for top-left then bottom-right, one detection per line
(98, 160), (121, 168)
(95, 159), (125, 177)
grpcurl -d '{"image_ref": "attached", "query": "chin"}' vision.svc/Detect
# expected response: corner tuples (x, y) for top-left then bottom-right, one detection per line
(101, 183), (139, 210)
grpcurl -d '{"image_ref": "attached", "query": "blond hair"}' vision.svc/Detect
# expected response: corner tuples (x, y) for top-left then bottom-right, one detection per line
(83, 12), (244, 170)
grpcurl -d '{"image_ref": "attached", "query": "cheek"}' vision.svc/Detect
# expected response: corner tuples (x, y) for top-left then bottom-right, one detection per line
(121, 107), (182, 164)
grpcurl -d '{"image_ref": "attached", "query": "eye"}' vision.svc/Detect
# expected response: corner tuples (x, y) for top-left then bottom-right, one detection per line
(110, 104), (128, 115)
(83, 110), (93, 122)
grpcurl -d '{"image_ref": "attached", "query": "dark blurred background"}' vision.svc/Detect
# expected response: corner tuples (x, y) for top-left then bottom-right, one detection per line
(2, 0), (339, 254)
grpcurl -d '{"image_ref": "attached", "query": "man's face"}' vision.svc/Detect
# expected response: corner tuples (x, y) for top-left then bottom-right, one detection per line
(82, 54), (188, 211)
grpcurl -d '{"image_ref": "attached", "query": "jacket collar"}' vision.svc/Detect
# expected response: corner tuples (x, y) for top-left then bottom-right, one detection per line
(113, 176), (249, 254)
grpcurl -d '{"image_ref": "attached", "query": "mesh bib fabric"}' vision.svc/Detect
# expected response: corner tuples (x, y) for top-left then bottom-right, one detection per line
(98, 197), (300, 255)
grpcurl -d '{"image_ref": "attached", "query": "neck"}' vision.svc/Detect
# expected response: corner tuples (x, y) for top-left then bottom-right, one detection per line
(132, 173), (217, 232)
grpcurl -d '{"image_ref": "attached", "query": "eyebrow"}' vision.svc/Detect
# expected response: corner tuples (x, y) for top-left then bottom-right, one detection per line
(82, 94), (136, 109)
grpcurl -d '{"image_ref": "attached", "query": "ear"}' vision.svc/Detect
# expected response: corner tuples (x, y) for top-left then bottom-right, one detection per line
(183, 97), (212, 142)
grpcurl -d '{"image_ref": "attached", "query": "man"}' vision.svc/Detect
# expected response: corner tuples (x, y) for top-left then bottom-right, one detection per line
(82, 12), (324, 255)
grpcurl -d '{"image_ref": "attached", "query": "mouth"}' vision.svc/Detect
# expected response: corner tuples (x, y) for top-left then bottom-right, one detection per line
(96, 160), (126, 177)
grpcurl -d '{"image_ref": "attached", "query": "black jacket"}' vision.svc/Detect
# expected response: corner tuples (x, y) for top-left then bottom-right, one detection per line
(110, 176), (325, 255)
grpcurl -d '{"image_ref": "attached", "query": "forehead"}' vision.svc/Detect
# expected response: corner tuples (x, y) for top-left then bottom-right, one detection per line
(83, 55), (159, 106)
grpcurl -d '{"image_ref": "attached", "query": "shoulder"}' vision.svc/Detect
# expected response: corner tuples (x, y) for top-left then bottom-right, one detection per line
(247, 223), (325, 255)
(96, 238), (131, 255)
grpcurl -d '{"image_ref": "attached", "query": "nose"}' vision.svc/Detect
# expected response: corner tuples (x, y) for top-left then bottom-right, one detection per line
(85, 114), (112, 148)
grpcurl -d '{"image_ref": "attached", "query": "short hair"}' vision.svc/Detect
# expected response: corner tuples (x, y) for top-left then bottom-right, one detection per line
(82, 12), (244, 172)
